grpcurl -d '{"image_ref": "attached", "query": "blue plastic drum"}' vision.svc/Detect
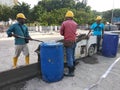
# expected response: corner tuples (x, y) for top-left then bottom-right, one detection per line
(102, 33), (119, 57)
(40, 42), (64, 82)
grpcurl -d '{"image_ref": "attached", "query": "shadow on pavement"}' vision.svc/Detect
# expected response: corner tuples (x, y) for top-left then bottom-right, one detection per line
(81, 56), (99, 64)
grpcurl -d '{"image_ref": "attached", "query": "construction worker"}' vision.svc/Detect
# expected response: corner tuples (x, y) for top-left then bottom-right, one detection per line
(7, 13), (32, 68)
(60, 10), (78, 76)
(88, 16), (104, 53)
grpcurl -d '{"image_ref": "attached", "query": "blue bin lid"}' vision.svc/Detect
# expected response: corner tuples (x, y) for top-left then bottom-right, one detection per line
(104, 32), (119, 36)
(40, 42), (63, 47)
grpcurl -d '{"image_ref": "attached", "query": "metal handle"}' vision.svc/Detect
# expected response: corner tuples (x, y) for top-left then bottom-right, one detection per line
(17, 35), (43, 42)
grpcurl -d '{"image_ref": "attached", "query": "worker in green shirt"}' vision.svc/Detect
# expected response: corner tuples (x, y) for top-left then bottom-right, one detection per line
(7, 13), (32, 68)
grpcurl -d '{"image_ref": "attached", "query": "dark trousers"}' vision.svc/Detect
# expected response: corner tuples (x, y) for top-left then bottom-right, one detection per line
(97, 35), (102, 52)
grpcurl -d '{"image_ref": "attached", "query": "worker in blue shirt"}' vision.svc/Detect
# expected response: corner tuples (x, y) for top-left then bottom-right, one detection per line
(88, 16), (104, 53)
(7, 13), (32, 68)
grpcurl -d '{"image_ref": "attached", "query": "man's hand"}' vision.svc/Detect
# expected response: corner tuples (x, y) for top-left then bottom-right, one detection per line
(102, 35), (104, 39)
(26, 37), (33, 40)
(12, 34), (18, 38)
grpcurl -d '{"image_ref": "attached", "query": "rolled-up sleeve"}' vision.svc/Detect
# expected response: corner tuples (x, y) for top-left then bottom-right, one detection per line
(90, 24), (94, 30)
(25, 27), (30, 37)
(60, 23), (64, 36)
(6, 25), (14, 37)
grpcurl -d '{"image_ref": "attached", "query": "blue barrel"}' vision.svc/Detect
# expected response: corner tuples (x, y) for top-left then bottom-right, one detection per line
(40, 42), (64, 82)
(102, 33), (119, 57)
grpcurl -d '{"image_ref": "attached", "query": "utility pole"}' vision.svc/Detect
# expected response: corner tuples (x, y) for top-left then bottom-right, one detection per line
(111, 0), (114, 24)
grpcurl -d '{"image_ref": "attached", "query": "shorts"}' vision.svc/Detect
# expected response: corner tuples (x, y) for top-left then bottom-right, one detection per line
(14, 44), (29, 57)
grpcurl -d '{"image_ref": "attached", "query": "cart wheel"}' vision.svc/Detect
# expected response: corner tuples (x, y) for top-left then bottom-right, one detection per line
(88, 45), (95, 56)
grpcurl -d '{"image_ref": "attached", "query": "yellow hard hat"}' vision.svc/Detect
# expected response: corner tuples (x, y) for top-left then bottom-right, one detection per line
(96, 16), (102, 20)
(16, 13), (26, 19)
(65, 11), (74, 18)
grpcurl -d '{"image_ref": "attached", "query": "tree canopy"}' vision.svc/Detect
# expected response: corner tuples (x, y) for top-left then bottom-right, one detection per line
(0, 0), (120, 25)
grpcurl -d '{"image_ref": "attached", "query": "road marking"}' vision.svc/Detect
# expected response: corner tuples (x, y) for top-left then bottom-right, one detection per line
(85, 57), (120, 90)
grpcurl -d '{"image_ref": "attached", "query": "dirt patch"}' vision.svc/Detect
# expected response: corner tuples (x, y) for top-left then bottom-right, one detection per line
(81, 55), (99, 64)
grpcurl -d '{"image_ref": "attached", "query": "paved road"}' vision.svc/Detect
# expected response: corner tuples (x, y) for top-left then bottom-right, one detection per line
(0, 32), (120, 90)
(22, 53), (120, 90)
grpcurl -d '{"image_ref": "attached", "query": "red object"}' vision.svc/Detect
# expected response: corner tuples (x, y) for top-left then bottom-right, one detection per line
(60, 20), (77, 41)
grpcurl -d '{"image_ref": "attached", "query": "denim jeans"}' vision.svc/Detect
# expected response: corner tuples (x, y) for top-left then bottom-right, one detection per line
(65, 43), (76, 67)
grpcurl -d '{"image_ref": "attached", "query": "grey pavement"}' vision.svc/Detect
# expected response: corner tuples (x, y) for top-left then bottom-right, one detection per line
(0, 32), (120, 90)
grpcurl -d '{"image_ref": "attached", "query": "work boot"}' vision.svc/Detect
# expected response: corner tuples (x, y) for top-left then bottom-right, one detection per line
(25, 56), (29, 65)
(74, 61), (79, 66)
(64, 67), (75, 77)
(13, 57), (18, 69)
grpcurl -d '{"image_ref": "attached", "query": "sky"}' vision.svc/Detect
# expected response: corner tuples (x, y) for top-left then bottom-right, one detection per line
(19, 0), (120, 12)
(19, 0), (39, 8)
(87, 0), (120, 12)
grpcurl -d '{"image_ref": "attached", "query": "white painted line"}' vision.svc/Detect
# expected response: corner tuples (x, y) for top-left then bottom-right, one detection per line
(85, 57), (120, 90)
